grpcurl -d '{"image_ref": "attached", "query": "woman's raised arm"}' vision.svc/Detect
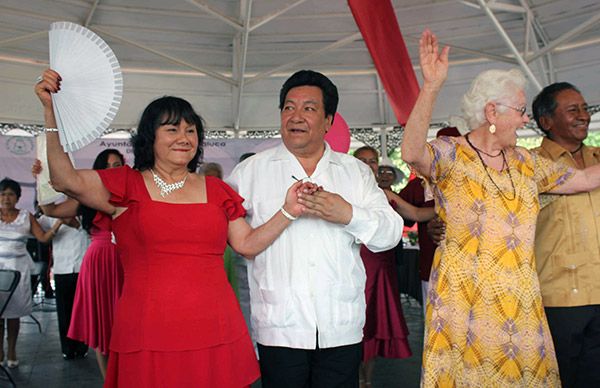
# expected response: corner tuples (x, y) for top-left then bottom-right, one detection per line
(401, 30), (450, 178)
(40, 198), (80, 219)
(34, 69), (114, 215)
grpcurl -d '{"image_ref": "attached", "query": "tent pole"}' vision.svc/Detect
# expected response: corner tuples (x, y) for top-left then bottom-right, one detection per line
(185, 0), (243, 31)
(376, 75), (386, 125)
(94, 27), (235, 86)
(526, 12), (600, 63)
(83, 0), (101, 27)
(233, 0), (252, 131)
(245, 32), (362, 85)
(476, 0), (542, 91)
(250, 0), (308, 32)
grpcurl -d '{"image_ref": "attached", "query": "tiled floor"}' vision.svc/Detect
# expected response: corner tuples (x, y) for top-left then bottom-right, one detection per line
(369, 296), (424, 388)
(2, 294), (423, 388)
(2, 296), (104, 388)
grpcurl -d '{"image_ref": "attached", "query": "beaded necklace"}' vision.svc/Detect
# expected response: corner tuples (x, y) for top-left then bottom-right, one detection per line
(465, 133), (516, 201)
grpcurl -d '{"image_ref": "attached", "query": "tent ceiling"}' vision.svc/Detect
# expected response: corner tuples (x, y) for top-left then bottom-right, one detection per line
(1, 0), (599, 132)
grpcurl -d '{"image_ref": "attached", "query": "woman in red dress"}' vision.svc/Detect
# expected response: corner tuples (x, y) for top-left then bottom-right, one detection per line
(34, 149), (124, 377)
(36, 69), (310, 387)
(353, 146), (434, 387)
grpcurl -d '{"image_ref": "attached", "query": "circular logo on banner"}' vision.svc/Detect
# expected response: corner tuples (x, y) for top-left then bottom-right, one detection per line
(6, 137), (34, 155)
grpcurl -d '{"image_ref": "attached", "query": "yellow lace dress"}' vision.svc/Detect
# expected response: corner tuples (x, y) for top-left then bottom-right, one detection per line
(421, 136), (571, 387)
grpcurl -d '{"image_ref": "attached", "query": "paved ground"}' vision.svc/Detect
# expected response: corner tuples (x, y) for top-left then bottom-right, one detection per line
(3, 293), (423, 388)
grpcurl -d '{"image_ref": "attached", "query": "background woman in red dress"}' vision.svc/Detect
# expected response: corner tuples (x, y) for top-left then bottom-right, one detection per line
(354, 146), (434, 387)
(34, 149), (125, 378)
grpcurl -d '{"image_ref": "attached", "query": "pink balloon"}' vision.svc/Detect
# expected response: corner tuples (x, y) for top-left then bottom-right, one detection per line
(325, 113), (351, 153)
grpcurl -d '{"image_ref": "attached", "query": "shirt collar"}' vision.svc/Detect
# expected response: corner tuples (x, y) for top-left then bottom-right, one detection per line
(271, 142), (342, 179)
(542, 137), (600, 159)
(272, 142), (342, 164)
(541, 137), (571, 159)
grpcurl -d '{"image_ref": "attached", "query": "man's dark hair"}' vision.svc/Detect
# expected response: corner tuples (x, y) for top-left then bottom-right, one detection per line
(132, 96), (204, 172)
(532, 82), (581, 136)
(279, 70), (339, 123)
(0, 178), (21, 199)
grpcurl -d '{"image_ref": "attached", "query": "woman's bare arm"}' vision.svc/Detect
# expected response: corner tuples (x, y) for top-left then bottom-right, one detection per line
(401, 30), (449, 178)
(40, 198), (80, 218)
(384, 189), (435, 222)
(34, 69), (114, 215)
(548, 164), (600, 194)
(32, 160), (82, 218)
(29, 213), (62, 243)
(228, 181), (305, 257)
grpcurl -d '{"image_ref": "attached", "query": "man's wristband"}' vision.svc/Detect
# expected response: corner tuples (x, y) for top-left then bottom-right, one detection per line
(280, 207), (297, 221)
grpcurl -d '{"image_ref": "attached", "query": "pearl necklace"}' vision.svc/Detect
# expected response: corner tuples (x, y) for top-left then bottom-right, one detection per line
(151, 169), (188, 198)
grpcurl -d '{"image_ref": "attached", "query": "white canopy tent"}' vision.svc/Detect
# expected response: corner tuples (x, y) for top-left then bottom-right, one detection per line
(0, 0), (599, 137)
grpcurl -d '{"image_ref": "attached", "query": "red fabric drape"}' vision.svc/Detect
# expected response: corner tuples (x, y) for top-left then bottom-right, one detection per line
(348, 0), (420, 125)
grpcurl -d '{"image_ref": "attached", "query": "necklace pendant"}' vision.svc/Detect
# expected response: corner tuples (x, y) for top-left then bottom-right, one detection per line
(151, 169), (188, 198)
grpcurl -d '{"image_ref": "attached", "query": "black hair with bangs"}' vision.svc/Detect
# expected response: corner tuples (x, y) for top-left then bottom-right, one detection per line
(0, 178), (21, 199)
(79, 149), (125, 234)
(279, 70), (338, 124)
(132, 96), (204, 171)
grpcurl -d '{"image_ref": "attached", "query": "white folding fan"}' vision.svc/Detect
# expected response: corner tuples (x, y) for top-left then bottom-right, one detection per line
(48, 21), (123, 152)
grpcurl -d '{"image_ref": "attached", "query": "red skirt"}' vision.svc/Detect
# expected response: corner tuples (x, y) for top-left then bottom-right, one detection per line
(104, 333), (260, 388)
(361, 246), (412, 362)
(68, 232), (122, 355)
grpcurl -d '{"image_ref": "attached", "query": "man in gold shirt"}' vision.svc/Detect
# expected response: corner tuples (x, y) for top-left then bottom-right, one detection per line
(532, 82), (600, 388)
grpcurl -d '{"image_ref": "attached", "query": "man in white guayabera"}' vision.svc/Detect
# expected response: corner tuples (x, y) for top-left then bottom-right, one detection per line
(227, 70), (403, 388)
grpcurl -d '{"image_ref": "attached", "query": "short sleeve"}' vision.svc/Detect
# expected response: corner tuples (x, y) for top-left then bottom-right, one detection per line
(207, 177), (247, 221)
(425, 136), (458, 184)
(531, 151), (574, 194)
(96, 165), (134, 207)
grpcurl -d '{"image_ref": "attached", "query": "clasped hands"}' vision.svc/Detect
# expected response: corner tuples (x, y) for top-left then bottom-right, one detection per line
(283, 181), (353, 225)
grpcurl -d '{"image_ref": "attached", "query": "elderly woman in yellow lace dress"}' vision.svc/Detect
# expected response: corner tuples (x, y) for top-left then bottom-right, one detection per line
(402, 30), (600, 387)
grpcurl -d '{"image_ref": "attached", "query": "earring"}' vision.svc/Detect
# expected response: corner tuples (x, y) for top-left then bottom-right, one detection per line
(488, 124), (496, 134)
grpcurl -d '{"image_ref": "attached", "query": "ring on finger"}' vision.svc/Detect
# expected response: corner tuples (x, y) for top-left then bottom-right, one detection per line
(35, 76), (43, 84)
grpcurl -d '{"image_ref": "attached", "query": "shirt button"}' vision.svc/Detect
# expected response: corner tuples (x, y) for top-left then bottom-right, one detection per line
(572, 288), (579, 293)
(568, 265), (576, 270)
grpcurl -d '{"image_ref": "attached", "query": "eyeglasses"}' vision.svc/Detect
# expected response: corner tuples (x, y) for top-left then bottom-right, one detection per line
(496, 102), (527, 117)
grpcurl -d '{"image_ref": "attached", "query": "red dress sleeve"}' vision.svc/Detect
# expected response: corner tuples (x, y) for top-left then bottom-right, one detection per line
(96, 165), (134, 207)
(206, 176), (246, 221)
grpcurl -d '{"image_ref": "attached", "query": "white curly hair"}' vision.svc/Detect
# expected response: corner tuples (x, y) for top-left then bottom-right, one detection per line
(461, 68), (527, 129)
